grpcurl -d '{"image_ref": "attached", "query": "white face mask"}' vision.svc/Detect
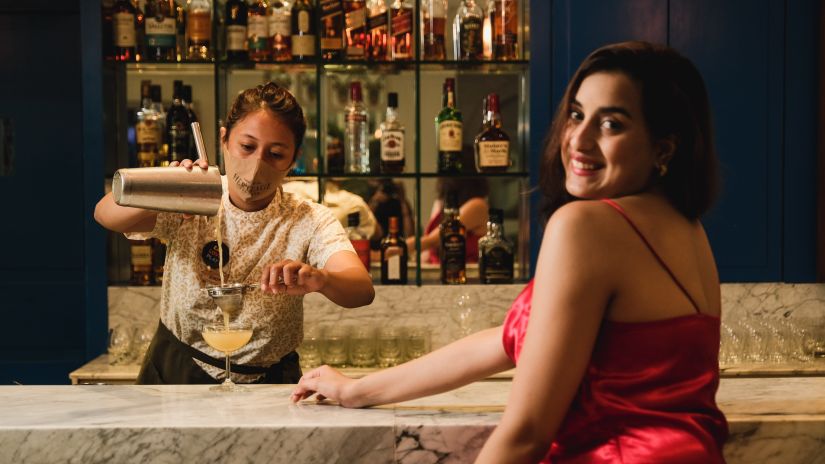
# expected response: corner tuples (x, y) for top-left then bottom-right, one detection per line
(225, 153), (286, 203)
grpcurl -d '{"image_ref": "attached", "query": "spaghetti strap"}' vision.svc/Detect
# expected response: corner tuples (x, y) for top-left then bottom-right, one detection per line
(600, 199), (702, 314)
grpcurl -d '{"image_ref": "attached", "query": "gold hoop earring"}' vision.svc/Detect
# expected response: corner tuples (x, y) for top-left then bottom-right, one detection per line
(658, 163), (668, 177)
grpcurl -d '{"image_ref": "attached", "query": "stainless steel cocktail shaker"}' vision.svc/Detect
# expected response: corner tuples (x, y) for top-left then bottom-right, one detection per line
(112, 166), (222, 216)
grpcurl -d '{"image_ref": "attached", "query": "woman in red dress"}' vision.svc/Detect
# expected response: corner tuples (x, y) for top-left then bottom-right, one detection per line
(291, 41), (729, 463)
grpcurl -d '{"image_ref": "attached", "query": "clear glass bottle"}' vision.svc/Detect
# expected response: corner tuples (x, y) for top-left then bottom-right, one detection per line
(389, 0), (413, 60)
(248, 0), (271, 61)
(166, 80), (192, 163)
(344, 0), (368, 59)
(492, 0), (518, 60)
(347, 212), (371, 271)
(113, 0), (137, 61)
(345, 81), (370, 173)
(440, 191), (466, 284)
(474, 92), (510, 172)
(186, 0), (212, 61)
(366, 0), (388, 60)
(453, 0), (483, 60)
(436, 77), (463, 174)
(135, 80), (160, 167)
(225, 0), (249, 61)
(421, 0), (446, 60)
(144, 0), (176, 61)
(291, 0), (316, 61)
(381, 216), (408, 284)
(478, 208), (514, 283)
(380, 92), (405, 174)
(319, 0), (345, 60)
(269, 1), (292, 61)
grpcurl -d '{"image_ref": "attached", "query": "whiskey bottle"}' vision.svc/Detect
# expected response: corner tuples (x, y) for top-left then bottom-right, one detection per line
(248, 0), (271, 61)
(135, 80), (161, 167)
(380, 92), (405, 174)
(186, 0), (212, 61)
(453, 0), (483, 60)
(269, 1), (292, 61)
(319, 0), (345, 60)
(130, 238), (154, 285)
(381, 216), (408, 284)
(225, 0), (249, 61)
(492, 0), (517, 60)
(421, 0), (446, 60)
(166, 80), (192, 163)
(366, 0), (388, 60)
(440, 191), (466, 284)
(436, 78), (463, 174)
(345, 81), (370, 173)
(144, 0), (176, 61)
(389, 0), (413, 60)
(112, 0), (137, 61)
(347, 212), (371, 271)
(474, 92), (510, 172)
(344, 0), (368, 60)
(291, 0), (316, 61)
(478, 208), (513, 284)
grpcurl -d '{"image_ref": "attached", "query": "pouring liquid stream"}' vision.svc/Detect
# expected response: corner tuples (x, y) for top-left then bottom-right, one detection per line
(216, 201), (229, 329)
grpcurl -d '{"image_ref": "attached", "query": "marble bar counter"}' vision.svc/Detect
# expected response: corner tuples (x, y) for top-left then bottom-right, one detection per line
(2, 378), (824, 463)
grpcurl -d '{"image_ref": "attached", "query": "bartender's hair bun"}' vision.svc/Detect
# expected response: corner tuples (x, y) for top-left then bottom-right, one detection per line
(223, 82), (307, 158)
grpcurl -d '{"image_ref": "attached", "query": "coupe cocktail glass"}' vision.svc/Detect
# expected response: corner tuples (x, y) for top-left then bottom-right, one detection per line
(202, 321), (253, 392)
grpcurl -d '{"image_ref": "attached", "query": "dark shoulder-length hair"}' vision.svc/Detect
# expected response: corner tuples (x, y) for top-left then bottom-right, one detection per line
(540, 41), (719, 222)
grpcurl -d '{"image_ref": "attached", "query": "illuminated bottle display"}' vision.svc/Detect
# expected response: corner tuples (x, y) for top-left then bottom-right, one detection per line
(436, 78), (463, 174)
(186, 0), (212, 61)
(291, 0), (316, 61)
(144, 0), (176, 61)
(366, 0), (388, 60)
(389, 0), (413, 60)
(269, 1), (292, 61)
(319, 0), (345, 60)
(248, 0), (271, 61)
(344, 0), (368, 59)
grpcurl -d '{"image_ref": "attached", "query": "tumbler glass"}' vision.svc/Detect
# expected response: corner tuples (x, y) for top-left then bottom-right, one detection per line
(377, 325), (403, 368)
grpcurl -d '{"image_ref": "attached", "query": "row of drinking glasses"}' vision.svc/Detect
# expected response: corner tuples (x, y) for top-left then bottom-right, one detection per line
(298, 323), (431, 369)
(720, 318), (825, 366)
(108, 325), (154, 365)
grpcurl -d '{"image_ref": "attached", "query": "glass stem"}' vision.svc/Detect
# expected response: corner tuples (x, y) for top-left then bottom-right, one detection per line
(225, 354), (231, 383)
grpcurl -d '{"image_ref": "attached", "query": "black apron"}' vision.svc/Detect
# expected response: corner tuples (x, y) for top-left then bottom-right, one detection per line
(137, 321), (302, 385)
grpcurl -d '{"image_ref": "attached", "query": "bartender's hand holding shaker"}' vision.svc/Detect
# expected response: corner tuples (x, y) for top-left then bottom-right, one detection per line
(170, 158), (211, 219)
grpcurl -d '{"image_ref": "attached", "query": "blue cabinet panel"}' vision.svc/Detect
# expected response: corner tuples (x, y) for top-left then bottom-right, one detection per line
(670, 0), (783, 280)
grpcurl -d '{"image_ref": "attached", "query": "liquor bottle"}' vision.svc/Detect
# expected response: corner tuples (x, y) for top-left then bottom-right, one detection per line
(291, 0), (316, 61)
(144, 0), (176, 61)
(130, 237), (154, 285)
(440, 191), (466, 284)
(474, 92), (510, 172)
(380, 92), (404, 174)
(248, 0), (271, 61)
(381, 216), (408, 284)
(366, 0), (388, 60)
(389, 0), (413, 60)
(166, 80), (192, 163)
(478, 208), (513, 283)
(225, 0), (249, 61)
(492, 0), (517, 60)
(453, 0), (483, 60)
(102, 0), (115, 61)
(183, 85), (198, 123)
(152, 238), (167, 285)
(135, 80), (161, 167)
(421, 0), (446, 60)
(347, 212), (371, 271)
(135, 1), (146, 61)
(319, 0), (345, 60)
(344, 0), (368, 60)
(112, 0), (137, 61)
(345, 81), (370, 173)
(269, 1), (292, 61)
(436, 78), (463, 174)
(186, 0), (212, 61)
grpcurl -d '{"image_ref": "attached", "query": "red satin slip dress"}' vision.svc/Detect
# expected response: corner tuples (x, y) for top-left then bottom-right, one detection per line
(501, 199), (728, 463)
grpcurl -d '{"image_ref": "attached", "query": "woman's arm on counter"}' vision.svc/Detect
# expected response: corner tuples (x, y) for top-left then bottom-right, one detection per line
(291, 325), (513, 408)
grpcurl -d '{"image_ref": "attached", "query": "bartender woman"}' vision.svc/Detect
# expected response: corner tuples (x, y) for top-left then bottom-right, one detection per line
(95, 83), (375, 384)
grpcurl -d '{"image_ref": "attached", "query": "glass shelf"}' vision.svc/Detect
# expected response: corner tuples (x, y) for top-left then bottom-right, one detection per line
(310, 172), (529, 179)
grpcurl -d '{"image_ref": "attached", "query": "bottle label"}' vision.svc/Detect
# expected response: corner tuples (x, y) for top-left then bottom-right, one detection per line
(113, 12), (136, 47)
(136, 121), (160, 144)
(298, 10), (311, 32)
(351, 239), (370, 270)
(481, 246), (514, 283)
(187, 11), (211, 42)
(441, 233), (466, 272)
(346, 7), (366, 30)
(346, 112), (367, 123)
(381, 130), (404, 161)
(269, 12), (291, 37)
(478, 140), (510, 167)
(391, 8), (412, 36)
(368, 11), (387, 30)
(226, 25), (247, 51)
(386, 248), (402, 280)
(248, 16), (268, 50)
(146, 17), (176, 47)
(460, 17), (483, 57)
(131, 245), (152, 266)
(321, 35), (343, 50)
(438, 120), (463, 151)
(292, 34), (315, 55)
